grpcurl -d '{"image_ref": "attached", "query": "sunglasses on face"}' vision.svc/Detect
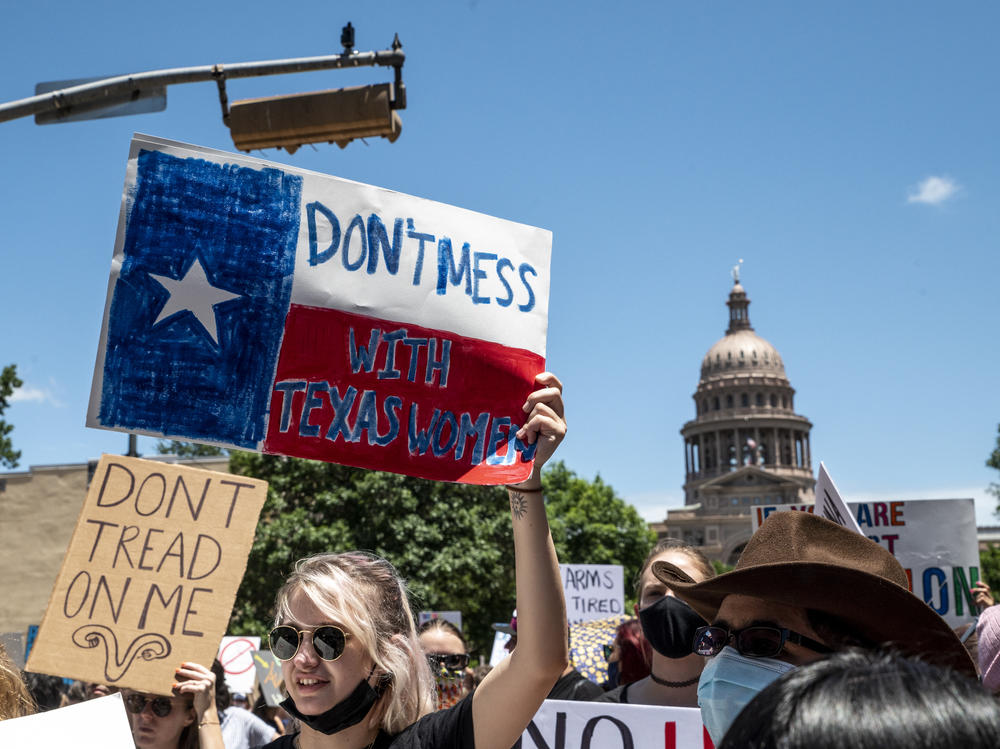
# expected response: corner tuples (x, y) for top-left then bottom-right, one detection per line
(268, 624), (349, 661)
(694, 625), (833, 658)
(124, 693), (175, 717)
(425, 653), (470, 672)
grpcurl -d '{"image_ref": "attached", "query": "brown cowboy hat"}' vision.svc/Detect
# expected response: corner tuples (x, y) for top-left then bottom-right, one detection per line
(652, 511), (976, 678)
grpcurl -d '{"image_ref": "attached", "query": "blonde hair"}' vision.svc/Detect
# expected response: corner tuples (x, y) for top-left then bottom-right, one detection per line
(0, 642), (35, 720)
(273, 552), (435, 733)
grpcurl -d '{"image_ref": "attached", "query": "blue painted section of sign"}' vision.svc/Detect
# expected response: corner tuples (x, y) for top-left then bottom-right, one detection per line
(98, 150), (300, 447)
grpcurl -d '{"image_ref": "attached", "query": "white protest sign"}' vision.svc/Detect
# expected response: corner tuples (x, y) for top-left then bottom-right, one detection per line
(89, 134), (552, 485)
(561, 564), (625, 623)
(218, 635), (262, 696)
(814, 463), (864, 535)
(0, 692), (134, 748)
(489, 630), (512, 667)
(750, 497), (980, 628)
(848, 498), (979, 627)
(518, 699), (712, 749)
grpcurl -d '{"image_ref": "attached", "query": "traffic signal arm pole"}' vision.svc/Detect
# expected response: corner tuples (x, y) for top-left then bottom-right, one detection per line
(0, 48), (405, 125)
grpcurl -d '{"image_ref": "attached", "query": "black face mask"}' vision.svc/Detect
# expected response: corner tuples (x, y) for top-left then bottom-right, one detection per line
(638, 596), (706, 659)
(280, 668), (386, 736)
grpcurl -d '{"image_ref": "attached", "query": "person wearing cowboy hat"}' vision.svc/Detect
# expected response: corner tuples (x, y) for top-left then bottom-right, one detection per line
(651, 510), (977, 745)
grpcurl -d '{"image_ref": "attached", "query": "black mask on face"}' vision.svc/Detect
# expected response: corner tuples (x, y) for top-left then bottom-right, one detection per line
(638, 595), (706, 659)
(280, 667), (386, 736)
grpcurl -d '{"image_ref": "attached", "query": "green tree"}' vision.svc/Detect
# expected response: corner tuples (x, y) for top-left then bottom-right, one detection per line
(542, 461), (657, 611)
(0, 364), (24, 468)
(228, 452), (514, 657)
(227, 455), (655, 656)
(981, 544), (1000, 594)
(155, 440), (227, 457)
(988, 424), (1000, 514)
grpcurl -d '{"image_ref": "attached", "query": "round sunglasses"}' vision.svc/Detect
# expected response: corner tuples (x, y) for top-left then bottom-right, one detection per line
(694, 625), (833, 658)
(124, 693), (175, 717)
(425, 652), (470, 672)
(268, 624), (350, 661)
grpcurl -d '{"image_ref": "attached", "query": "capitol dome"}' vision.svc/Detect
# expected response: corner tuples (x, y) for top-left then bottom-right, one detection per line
(673, 275), (815, 563)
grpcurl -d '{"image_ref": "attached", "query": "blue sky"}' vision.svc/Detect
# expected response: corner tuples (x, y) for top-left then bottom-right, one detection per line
(2, 1), (998, 524)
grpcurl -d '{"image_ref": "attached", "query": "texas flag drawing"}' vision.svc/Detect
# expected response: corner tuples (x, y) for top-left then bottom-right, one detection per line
(88, 135), (551, 484)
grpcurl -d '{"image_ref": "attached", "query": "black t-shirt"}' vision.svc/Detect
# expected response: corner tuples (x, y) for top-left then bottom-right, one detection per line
(545, 669), (604, 701)
(262, 693), (475, 749)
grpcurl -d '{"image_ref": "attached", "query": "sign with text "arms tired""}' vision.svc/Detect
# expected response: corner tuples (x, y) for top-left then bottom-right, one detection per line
(88, 135), (552, 484)
(26, 455), (267, 694)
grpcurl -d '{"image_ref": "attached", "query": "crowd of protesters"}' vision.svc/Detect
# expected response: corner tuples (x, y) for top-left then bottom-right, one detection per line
(5, 372), (1000, 748)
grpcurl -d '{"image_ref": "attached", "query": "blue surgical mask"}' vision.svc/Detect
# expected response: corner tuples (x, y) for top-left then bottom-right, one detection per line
(697, 646), (796, 745)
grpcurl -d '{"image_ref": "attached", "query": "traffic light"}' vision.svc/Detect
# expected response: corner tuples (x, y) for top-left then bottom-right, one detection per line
(227, 82), (402, 154)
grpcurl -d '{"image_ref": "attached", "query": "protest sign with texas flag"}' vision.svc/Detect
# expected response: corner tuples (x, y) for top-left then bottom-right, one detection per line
(89, 135), (552, 484)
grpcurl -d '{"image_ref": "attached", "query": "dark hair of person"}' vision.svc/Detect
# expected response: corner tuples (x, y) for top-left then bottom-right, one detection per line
(718, 649), (1000, 749)
(634, 538), (716, 599)
(417, 618), (467, 649)
(22, 672), (64, 711)
(614, 619), (652, 686)
(210, 659), (231, 711)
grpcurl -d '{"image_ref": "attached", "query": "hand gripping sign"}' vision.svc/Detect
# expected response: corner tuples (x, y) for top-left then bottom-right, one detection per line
(89, 135), (552, 484)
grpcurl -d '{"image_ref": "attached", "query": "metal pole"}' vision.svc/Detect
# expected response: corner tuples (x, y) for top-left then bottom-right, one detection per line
(0, 48), (405, 124)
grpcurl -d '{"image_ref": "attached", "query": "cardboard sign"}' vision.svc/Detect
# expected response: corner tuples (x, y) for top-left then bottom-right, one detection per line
(26, 455), (267, 693)
(814, 463), (864, 535)
(88, 135), (552, 485)
(253, 650), (285, 707)
(0, 692), (135, 748)
(750, 498), (980, 627)
(517, 700), (713, 749)
(849, 498), (979, 627)
(561, 564), (625, 623)
(217, 635), (262, 696)
(418, 611), (463, 630)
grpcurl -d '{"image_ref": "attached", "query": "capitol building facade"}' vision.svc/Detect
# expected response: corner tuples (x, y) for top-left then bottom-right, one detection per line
(657, 276), (816, 564)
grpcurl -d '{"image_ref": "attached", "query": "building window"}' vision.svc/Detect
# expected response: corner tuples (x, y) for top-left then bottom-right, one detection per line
(770, 394), (778, 408)
(702, 399), (709, 414)
(782, 395), (788, 408)
(713, 397), (720, 411)
(756, 393), (764, 407)
(741, 393), (749, 407)
(726, 394), (734, 409)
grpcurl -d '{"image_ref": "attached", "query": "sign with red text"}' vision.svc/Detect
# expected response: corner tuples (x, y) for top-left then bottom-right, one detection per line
(89, 135), (552, 485)
(26, 455), (267, 693)
(750, 497), (979, 627)
(518, 700), (713, 749)
(849, 498), (978, 627)
(561, 564), (625, 623)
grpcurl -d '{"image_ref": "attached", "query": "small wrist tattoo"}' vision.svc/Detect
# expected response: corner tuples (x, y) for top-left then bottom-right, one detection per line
(510, 491), (528, 520)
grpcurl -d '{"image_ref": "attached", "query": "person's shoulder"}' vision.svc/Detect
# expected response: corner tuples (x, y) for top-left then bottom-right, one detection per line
(260, 733), (296, 749)
(386, 694), (475, 749)
(592, 684), (626, 703)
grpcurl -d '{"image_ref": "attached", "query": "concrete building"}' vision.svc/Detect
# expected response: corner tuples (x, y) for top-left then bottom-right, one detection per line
(0, 454), (229, 637)
(655, 276), (815, 563)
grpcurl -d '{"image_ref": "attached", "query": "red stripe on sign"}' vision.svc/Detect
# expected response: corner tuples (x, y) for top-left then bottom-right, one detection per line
(264, 304), (543, 484)
(664, 721), (676, 749)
